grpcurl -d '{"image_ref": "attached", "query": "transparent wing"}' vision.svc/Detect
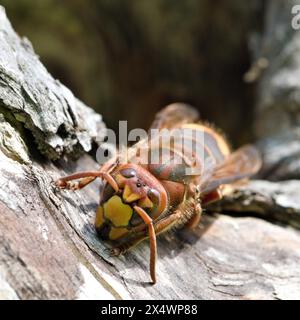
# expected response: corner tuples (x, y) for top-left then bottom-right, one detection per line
(126, 103), (199, 164)
(201, 145), (262, 193)
(149, 103), (199, 131)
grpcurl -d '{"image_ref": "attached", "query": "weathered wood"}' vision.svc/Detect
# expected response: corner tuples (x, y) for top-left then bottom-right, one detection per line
(0, 7), (105, 160)
(256, 130), (300, 180)
(208, 180), (300, 229)
(252, 0), (300, 181)
(1, 152), (300, 300)
(1, 5), (300, 300)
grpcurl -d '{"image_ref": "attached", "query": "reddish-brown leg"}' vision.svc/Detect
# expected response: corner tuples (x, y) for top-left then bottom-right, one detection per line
(57, 176), (97, 190)
(185, 202), (202, 230)
(133, 206), (157, 284)
(110, 207), (187, 284)
(185, 189), (222, 229)
(55, 171), (119, 192)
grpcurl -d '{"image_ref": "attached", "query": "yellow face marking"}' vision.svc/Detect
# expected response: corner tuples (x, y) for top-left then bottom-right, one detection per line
(138, 196), (153, 208)
(123, 184), (142, 203)
(103, 195), (133, 227)
(115, 174), (126, 188)
(109, 227), (128, 240)
(95, 206), (105, 228)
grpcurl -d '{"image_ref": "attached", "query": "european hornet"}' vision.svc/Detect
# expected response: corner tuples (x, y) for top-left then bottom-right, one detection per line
(55, 103), (261, 284)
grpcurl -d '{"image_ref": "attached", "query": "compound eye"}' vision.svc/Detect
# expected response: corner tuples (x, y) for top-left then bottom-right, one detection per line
(147, 188), (160, 204)
(120, 168), (136, 178)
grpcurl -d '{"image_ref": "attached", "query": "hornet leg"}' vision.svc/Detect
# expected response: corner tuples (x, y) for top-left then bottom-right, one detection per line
(55, 170), (119, 192)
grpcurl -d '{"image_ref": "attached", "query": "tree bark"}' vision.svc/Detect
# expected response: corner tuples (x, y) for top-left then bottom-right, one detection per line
(253, 0), (300, 181)
(0, 7), (105, 160)
(0, 5), (300, 300)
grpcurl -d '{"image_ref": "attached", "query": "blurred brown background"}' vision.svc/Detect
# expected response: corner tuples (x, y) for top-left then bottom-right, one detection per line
(2, 0), (265, 146)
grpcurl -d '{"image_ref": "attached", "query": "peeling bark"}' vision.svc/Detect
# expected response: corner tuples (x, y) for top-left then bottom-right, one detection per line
(0, 7), (105, 160)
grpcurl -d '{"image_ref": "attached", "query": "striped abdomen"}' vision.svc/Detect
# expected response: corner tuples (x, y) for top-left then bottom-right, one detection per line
(146, 123), (230, 183)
